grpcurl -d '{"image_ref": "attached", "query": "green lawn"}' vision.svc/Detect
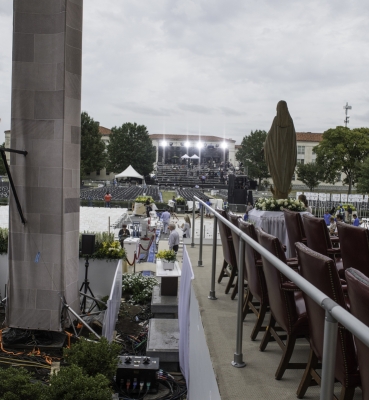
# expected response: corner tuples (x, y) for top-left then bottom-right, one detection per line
(161, 191), (176, 203)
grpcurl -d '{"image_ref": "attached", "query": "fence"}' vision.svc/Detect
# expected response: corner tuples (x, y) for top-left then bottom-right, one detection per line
(191, 196), (369, 400)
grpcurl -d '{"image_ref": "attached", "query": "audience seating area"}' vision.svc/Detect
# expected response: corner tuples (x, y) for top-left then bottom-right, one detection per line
(215, 209), (369, 399)
(80, 186), (160, 202)
(176, 188), (208, 202)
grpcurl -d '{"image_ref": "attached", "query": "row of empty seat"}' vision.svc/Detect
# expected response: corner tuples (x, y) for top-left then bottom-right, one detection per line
(216, 209), (369, 399)
(80, 186), (160, 201)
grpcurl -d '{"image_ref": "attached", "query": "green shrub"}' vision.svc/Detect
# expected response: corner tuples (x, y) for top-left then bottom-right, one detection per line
(47, 365), (112, 400)
(63, 337), (121, 380)
(122, 273), (158, 304)
(0, 367), (46, 400)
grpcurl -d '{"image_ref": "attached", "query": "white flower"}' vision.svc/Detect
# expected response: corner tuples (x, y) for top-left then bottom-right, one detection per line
(280, 206), (284, 210)
(288, 205), (292, 209)
(284, 201), (288, 206)
(271, 203), (275, 208)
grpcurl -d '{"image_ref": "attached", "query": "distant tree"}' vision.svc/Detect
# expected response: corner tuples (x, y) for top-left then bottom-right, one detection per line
(80, 112), (107, 177)
(356, 157), (369, 194)
(107, 123), (155, 177)
(0, 143), (7, 176)
(236, 130), (270, 185)
(314, 126), (369, 194)
(296, 162), (324, 191)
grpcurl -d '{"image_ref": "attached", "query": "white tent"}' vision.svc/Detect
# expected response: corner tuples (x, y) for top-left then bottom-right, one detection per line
(115, 165), (144, 180)
(181, 154), (190, 159)
(190, 154), (199, 159)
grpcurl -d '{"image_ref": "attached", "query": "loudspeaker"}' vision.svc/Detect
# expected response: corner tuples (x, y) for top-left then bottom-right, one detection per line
(81, 234), (95, 255)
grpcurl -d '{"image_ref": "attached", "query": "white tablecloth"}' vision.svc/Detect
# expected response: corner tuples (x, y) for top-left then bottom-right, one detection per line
(248, 209), (310, 258)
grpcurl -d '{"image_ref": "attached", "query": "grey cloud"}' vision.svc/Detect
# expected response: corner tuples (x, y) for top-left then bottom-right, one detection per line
(219, 107), (243, 117)
(178, 104), (213, 114)
(118, 103), (176, 117)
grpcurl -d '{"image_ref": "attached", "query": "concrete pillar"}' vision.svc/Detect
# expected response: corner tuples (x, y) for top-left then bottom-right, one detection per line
(7, 0), (83, 331)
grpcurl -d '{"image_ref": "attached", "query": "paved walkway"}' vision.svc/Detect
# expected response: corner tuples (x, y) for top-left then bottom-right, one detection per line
(185, 244), (362, 400)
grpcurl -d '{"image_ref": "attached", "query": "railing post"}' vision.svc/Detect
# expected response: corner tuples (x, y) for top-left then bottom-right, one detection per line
(320, 301), (338, 400)
(191, 200), (195, 248)
(232, 237), (246, 368)
(208, 216), (218, 300)
(198, 204), (204, 266)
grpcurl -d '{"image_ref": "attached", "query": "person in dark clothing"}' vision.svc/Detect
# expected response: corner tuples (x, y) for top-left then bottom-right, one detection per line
(145, 199), (152, 218)
(118, 224), (130, 247)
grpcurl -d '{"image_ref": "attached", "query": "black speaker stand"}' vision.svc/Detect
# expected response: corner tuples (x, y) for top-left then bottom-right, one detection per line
(79, 256), (100, 314)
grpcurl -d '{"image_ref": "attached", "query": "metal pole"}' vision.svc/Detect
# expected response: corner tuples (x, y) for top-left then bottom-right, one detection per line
(208, 216), (218, 300)
(191, 200), (195, 248)
(198, 204), (204, 266)
(232, 236), (246, 368)
(320, 306), (338, 400)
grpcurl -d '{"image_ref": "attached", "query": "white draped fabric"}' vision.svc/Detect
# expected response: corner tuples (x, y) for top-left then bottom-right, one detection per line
(248, 209), (311, 258)
(178, 245), (194, 385)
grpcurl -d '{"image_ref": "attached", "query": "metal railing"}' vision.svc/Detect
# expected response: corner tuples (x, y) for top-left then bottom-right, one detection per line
(192, 196), (369, 400)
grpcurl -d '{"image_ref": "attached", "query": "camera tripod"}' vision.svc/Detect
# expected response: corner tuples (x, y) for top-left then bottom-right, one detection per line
(80, 256), (101, 314)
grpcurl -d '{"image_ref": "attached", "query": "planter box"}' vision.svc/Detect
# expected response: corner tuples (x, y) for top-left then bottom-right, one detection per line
(0, 255), (122, 302)
(162, 261), (175, 271)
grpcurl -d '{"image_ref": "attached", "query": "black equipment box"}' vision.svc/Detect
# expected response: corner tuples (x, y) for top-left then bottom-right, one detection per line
(116, 356), (160, 394)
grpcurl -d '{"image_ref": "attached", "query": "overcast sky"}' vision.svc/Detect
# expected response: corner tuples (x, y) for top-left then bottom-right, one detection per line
(0, 0), (368, 144)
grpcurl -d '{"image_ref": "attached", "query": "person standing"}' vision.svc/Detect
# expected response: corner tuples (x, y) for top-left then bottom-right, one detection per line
(246, 202), (253, 213)
(353, 214), (360, 226)
(168, 223), (180, 252)
(347, 205), (353, 224)
(145, 198), (152, 218)
(324, 210), (331, 225)
(104, 192), (112, 208)
(178, 215), (191, 238)
(161, 209), (171, 235)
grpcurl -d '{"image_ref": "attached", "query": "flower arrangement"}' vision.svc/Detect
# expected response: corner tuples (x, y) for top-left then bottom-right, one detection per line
(135, 196), (154, 204)
(255, 197), (306, 212)
(156, 250), (177, 262)
(92, 240), (126, 260)
(122, 273), (158, 304)
(175, 197), (186, 205)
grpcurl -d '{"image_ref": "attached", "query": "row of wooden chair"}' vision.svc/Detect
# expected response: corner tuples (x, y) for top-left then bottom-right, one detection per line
(216, 209), (369, 399)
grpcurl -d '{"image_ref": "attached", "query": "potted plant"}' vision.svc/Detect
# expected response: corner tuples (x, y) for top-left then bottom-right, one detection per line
(156, 250), (177, 270)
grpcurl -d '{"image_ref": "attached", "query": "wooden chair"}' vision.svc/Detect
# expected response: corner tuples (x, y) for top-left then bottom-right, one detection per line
(216, 208), (238, 294)
(228, 212), (248, 300)
(257, 229), (309, 380)
(238, 220), (269, 340)
(295, 243), (360, 400)
(302, 214), (344, 278)
(346, 268), (369, 400)
(283, 209), (307, 258)
(337, 221), (369, 277)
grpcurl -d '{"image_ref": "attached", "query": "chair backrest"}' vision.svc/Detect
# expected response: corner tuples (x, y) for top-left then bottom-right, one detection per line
(216, 208), (237, 268)
(228, 212), (241, 269)
(345, 268), (369, 399)
(337, 222), (369, 276)
(238, 220), (268, 303)
(257, 229), (297, 333)
(284, 209), (306, 256)
(302, 214), (332, 257)
(295, 243), (359, 386)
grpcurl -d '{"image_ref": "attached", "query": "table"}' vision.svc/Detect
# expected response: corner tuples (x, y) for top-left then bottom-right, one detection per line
(248, 209), (311, 258)
(156, 260), (181, 296)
